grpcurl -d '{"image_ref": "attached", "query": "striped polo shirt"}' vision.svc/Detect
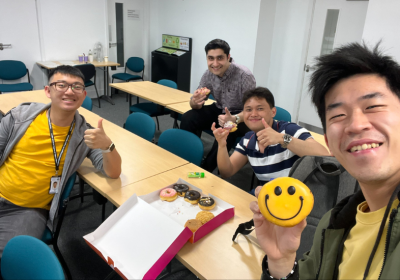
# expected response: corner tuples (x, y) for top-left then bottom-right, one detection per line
(235, 120), (312, 185)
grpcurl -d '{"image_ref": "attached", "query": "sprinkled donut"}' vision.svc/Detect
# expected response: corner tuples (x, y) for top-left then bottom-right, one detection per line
(184, 190), (201, 205)
(199, 197), (216, 210)
(159, 188), (178, 202)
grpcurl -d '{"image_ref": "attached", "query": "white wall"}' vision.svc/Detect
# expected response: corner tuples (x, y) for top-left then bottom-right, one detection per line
(362, 0), (400, 61)
(36, 0), (108, 98)
(149, 0), (261, 93)
(253, 0), (313, 118)
(252, 0), (277, 87)
(0, 0), (43, 90)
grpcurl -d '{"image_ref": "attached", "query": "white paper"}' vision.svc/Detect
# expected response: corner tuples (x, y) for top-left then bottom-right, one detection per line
(57, 60), (76, 66)
(179, 37), (189, 51)
(38, 61), (58, 68)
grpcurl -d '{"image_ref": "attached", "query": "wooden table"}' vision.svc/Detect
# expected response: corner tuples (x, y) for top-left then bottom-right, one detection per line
(104, 163), (264, 280)
(37, 60), (120, 105)
(0, 90), (189, 192)
(166, 99), (215, 114)
(110, 81), (192, 110)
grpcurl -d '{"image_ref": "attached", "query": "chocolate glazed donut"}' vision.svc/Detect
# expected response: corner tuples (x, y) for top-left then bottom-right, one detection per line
(173, 184), (189, 197)
(199, 197), (216, 210)
(184, 190), (201, 204)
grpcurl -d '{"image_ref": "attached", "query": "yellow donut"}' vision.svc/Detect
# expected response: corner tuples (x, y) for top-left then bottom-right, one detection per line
(257, 177), (314, 227)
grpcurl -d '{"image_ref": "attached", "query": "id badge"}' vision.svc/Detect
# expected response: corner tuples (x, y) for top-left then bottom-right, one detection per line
(49, 176), (61, 194)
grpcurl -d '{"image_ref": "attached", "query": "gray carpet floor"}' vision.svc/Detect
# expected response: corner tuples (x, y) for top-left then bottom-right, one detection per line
(57, 91), (256, 279)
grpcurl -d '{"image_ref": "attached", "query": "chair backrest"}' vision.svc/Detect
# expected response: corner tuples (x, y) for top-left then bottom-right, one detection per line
(81, 96), (93, 111)
(125, 113), (156, 142)
(158, 129), (204, 166)
(59, 172), (77, 209)
(157, 79), (177, 89)
(1, 235), (65, 280)
(126, 57), (144, 73)
(0, 60), (28, 80)
(74, 64), (95, 81)
(274, 106), (291, 122)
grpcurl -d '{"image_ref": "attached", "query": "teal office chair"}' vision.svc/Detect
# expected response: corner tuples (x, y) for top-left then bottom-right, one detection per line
(124, 112), (156, 142)
(111, 57), (144, 102)
(41, 172), (77, 280)
(2, 235), (65, 280)
(274, 106), (291, 122)
(0, 60), (33, 93)
(74, 64), (100, 108)
(81, 95), (93, 111)
(129, 79), (177, 130)
(158, 129), (204, 166)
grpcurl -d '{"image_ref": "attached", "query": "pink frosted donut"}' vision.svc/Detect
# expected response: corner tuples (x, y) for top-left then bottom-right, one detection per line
(160, 188), (178, 202)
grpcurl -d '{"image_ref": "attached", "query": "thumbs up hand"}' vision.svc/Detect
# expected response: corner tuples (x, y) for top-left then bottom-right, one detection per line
(211, 122), (229, 147)
(256, 118), (282, 153)
(84, 118), (112, 150)
(218, 107), (236, 127)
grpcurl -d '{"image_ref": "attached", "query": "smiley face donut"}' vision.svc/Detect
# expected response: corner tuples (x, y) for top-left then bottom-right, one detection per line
(199, 87), (211, 96)
(257, 177), (314, 227)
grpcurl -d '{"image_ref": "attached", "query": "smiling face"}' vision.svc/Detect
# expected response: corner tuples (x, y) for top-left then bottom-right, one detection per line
(243, 97), (276, 133)
(44, 72), (87, 113)
(257, 177), (314, 227)
(324, 74), (400, 186)
(206, 48), (230, 77)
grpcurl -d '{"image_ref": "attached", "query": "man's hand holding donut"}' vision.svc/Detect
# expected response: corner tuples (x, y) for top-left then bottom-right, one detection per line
(190, 88), (207, 109)
(250, 184), (306, 279)
(218, 107), (236, 127)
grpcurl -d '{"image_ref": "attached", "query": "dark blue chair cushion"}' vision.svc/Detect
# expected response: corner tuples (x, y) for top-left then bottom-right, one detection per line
(0, 83), (33, 93)
(112, 73), (142, 81)
(41, 228), (53, 245)
(84, 80), (95, 87)
(130, 103), (170, 116)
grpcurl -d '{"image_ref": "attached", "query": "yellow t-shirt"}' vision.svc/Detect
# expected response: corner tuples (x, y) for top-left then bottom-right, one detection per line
(0, 110), (74, 210)
(339, 199), (399, 279)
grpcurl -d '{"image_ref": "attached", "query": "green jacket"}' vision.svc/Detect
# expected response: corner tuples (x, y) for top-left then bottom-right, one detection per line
(262, 190), (400, 279)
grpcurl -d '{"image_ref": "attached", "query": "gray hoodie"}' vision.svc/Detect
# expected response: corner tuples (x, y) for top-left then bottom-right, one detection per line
(0, 102), (104, 226)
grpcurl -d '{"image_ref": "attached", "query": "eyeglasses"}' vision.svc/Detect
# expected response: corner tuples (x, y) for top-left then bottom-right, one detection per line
(49, 82), (85, 93)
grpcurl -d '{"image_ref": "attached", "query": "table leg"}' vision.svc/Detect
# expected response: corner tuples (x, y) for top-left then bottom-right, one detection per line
(99, 66), (115, 105)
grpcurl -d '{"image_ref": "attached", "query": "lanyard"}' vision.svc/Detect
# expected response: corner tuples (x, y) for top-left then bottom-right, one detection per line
(47, 109), (75, 176)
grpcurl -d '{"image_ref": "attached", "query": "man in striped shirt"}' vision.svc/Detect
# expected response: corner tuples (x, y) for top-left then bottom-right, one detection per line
(212, 87), (329, 186)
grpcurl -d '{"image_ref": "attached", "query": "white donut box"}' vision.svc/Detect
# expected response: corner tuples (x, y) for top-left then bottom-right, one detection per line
(83, 178), (235, 280)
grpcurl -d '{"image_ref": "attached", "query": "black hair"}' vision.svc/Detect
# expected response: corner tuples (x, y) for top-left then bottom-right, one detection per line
(48, 65), (85, 84)
(242, 87), (275, 109)
(205, 39), (230, 56)
(310, 42), (400, 132)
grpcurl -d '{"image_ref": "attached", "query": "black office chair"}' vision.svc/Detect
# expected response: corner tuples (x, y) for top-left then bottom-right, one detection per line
(74, 64), (101, 108)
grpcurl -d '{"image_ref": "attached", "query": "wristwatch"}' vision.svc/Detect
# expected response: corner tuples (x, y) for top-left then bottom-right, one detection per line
(234, 114), (240, 124)
(281, 134), (292, 148)
(102, 142), (115, 153)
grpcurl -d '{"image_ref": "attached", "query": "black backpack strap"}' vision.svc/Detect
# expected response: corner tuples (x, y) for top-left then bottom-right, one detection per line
(232, 219), (254, 242)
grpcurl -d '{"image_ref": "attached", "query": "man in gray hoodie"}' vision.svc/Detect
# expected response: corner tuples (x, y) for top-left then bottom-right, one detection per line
(0, 65), (121, 257)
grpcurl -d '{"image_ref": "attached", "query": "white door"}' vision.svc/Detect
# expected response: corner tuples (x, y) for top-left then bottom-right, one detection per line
(107, 0), (146, 79)
(0, 0), (44, 90)
(296, 0), (369, 132)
